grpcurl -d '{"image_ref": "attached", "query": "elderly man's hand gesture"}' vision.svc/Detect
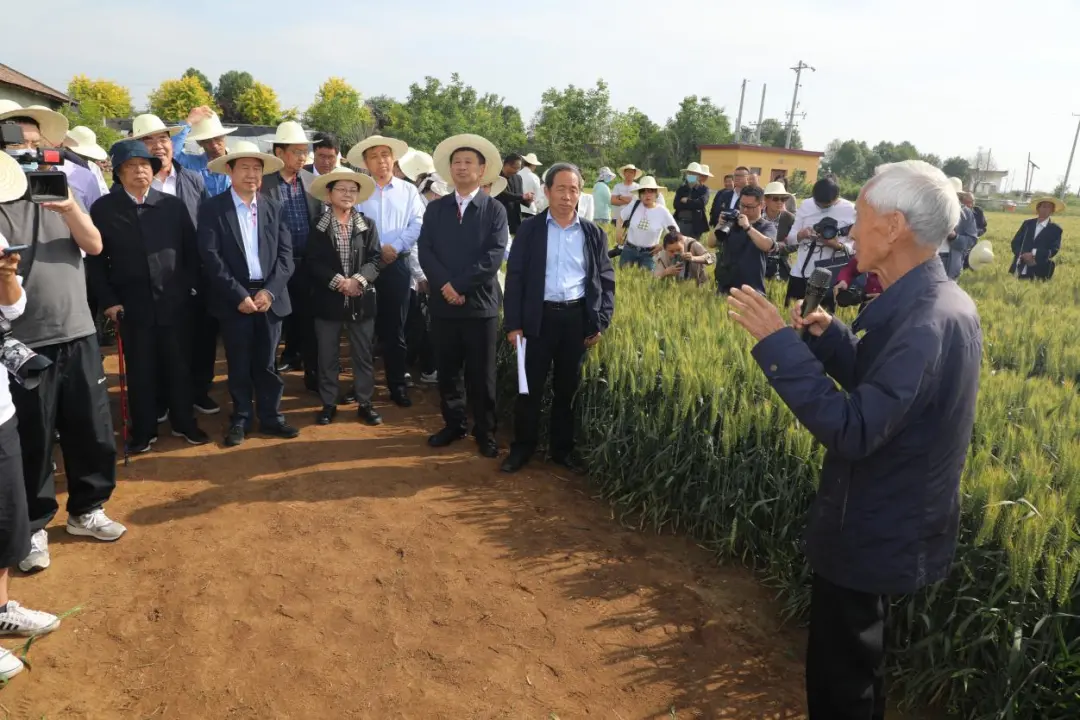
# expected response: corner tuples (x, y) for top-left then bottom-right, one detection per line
(726, 286), (789, 341)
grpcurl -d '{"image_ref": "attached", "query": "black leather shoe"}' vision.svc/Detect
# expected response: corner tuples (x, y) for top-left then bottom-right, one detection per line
(501, 449), (530, 473)
(551, 452), (587, 475)
(478, 438), (499, 459)
(261, 422), (300, 439)
(357, 404), (383, 426)
(316, 405), (336, 425)
(390, 388), (412, 408)
(225, 425), (246, 447)
(428, 426), (467, 448)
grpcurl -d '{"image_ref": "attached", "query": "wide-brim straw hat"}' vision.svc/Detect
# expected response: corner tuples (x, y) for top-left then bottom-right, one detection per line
(521, 152), (542, 167)
(484, 176), (508, 197)
(129, 114), (182, 141)
(635, 176), (662, 192)
(1030, 196), (1065, 213)
(64, 125), (107, 161)
(762, 181), (792, 197)
(398, 148), (436, 181)
(188, 113), (237, 142)
(268, 121), (310, 146)
(347, 135), (409, 168)
(700, 164), (712, 175)
(307, 167), (376, 204)
(947, 176), (964, 194)
(618, 164), (644, 181)
(0, 100), (69, 145)
(683, 161), (713, 177)
(968, 240), (994, 269)
(207, 140), (284, 175)
(0, 151), (29, 203)
(433, 134), (502, 186)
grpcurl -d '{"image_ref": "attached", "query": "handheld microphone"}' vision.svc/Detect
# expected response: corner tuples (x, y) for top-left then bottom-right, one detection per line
(796, 267), (832, 338)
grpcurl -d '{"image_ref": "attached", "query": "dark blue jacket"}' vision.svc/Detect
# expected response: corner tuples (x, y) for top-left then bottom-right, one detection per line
(751, 257), (982, 595)
(1009, 217), (1061, 279)
(196, 190), (294, 320)
(503, 211), (616, 339)
(673, 183), (710, 236)
(174, 163), (209, 229)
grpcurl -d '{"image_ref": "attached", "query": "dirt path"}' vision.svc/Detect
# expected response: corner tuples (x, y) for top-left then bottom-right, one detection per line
(4, 351), (808, 719)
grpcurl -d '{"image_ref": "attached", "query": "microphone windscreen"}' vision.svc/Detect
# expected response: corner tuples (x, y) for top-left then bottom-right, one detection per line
(807, 267), (833, 292)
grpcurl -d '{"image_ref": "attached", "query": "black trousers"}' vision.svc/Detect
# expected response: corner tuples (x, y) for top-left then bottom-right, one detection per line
(375, 256), (412, 391)
(190, 293), (220, 397)
(432, 315), (498, 440)
(512, 304), (587, 459)
(10, 334), (117, 532)
(405, 289), (436, 375)
(0, 416), (29, 567)
(806, 575), (891, 720)
(281, 259), (317, 374)
(121, 317), (197, 444)
(221, 311), (285, 429)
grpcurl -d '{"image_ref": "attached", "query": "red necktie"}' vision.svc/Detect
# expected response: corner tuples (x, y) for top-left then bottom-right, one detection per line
(456, 199), (463, 224)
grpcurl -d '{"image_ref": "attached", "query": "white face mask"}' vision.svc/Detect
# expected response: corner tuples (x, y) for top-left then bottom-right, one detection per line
(7, 148), (39, 172)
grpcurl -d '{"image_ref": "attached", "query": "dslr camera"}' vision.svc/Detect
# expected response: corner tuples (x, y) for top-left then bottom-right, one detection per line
(715, 209), (741, 236)
(0, 313), (50, 390)
(811, 216), (852, 241)
(0, 123), (69, 203)
(835, 284), (865, 308)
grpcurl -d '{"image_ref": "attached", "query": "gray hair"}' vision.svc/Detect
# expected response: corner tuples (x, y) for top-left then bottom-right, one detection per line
(542, 162), (584, 190)
(863, 160), (961, 248)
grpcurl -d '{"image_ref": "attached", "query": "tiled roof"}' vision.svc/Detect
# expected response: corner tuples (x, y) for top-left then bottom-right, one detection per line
(0, 64), (71, 104)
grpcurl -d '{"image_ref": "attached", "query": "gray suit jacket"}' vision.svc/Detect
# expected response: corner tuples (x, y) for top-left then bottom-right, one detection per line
(260, 169), (324, 228)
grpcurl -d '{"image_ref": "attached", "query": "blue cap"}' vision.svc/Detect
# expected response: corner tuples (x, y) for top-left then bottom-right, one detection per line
(109, 139), (162, 184)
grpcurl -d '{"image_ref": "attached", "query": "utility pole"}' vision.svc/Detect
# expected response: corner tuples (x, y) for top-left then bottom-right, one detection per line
(785, 60), (815, 149)
(1062, 113), (1080, 200)
(734, 79), (748, 143)
(753, 84), (767, 145)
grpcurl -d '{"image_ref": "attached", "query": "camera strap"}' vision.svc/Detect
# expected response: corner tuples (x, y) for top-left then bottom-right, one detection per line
(799, 239), (818, 275)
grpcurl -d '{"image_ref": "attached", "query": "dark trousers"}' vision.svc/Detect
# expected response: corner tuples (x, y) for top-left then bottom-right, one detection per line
(314, 317), (375, 407)
(221, 311), (285, 428)
(806, 575), (890, 720)
(9, 334), (117, 532)
(375, 257), (411, 391)
(281, 259), (317, 374)
(405, 289), (436, 375)
(0, 416), (29, 567)
(190, 294), (220, 397)
(432, 315), (498, 440)
(512, 304), (587, 458)
(121, 317), (196, 443)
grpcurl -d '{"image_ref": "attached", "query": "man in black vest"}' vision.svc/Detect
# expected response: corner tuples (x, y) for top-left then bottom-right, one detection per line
(501, 163), (615, 473)
(419, 134), (509, 458)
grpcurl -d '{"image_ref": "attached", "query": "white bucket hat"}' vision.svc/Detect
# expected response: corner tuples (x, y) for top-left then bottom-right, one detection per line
(0, 151), (29, 203)
(484, 176), (508, 197)
(762, 181), (792, 197)
(207, 140), (284, 175)
(433, 134), (502, 186)
(268, 120), (310, 146)
(346, 135), (409, 169)
(0, 100), (69, 146)
(947, 176), (964, 194)
(129, 114), (182, 141)
(700, 164), (712, 175)
(64, 126), (108, 161)
(618, 164), (644, 181)
(521, 152), (542, 167)
(968, 240), (994, 270)
(635, 176), (662, 192)
(683, 161), (713, 177)
(398, 148), (436, 181)
(188, 112), (237, 142)
(307, 167), (376, 204)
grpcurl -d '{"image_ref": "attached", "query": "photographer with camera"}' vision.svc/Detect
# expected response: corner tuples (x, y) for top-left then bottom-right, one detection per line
(833, 255), (882, 312)
(710, 185), (777, 295)
(784, 175), (856, 308)
(0, 107), (126, 575)
(654, 227), (714, 286)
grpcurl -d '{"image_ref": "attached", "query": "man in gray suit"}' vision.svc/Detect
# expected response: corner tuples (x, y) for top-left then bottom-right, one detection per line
(260, 121), (322, 390)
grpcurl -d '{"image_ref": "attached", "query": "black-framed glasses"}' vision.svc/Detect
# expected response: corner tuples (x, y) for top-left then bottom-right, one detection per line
(739, 202), (760, 211)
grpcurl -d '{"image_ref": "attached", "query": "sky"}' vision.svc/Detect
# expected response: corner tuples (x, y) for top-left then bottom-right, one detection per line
(8, 0), (1079, 192)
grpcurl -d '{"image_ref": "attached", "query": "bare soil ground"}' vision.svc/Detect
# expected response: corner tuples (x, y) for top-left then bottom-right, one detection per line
(2, 350), (810, 719)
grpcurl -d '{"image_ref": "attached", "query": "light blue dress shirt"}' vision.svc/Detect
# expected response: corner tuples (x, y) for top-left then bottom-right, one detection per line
(544, 213), (587, 302)
(231, 190), (263, 281)
(356, 178), (424, 254)
(173, 124), (232, 197)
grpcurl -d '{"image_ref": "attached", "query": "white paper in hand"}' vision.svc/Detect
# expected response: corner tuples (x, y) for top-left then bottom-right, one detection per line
(516, 335), (528, 395)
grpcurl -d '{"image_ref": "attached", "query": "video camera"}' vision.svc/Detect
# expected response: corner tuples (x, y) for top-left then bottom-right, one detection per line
(811, 216), (852, 241)
(0, 123), (69, 203)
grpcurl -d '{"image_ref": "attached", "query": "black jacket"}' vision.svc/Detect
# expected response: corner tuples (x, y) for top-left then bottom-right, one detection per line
(87, 188), (198, 327)
(673, 183), (710, 236)
(418, 190), (508, 319)
(504, 211), (615, 339)
(172, 163), (209, 229)
(1009, 217), (1061, 279)
(306, 209), (383, 322)
(196, 190), (294, 320)
(708, 188), (739, 227)
(495, 172), (528, 234)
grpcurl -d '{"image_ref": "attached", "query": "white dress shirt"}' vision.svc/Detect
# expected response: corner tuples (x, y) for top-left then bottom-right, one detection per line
(518, 167), (542, 215)
(455, 188), (480, 216)
(356, 178), (425, 254)
(88, 162), (109, 195)
(152, 164), (178, 196)
(231, 190), (263, 281)
(786, 197), (857, 279)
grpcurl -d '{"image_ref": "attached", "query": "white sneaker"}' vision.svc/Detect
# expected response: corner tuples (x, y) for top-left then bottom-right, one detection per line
(0, 648), (23, 681)
(0, 601), (60, 637)
(420, 371), (438, 385)
(17, 529), (49, 573)
(66, 509), (127, 542)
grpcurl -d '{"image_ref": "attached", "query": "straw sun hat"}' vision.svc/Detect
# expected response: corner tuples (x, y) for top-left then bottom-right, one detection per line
(0, 151), (28, 204)
(0, 100), (69, 145)
(206, 140), (284, 175)
(433, 134), (502, 186)
(346, 135), (409, 169)
(64, 126), (108, 161)
(307, 167), (376, 204)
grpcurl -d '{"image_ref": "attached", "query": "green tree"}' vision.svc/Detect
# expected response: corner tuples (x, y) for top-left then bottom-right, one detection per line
(365, 95), (402, 133)
(609, 108), (664, 175)
(67, 75), (133, 119)
(182, 68), (213, 96)
(942, 156), (971, 182)
(920, 153), (942, 168)
(148, 76), (216, 122)
(215, 70), (254, 123)
(235, 82), (282, 125)
(822, 139), (873, 181)
(529, 80), (620, 172)
(59, 101), (123, 154)
(660, 96), (732, 176)
(303, 77), (374, 147)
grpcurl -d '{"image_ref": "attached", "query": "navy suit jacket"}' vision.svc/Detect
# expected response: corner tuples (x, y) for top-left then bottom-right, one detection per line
(1009, 217), (1062, 279)
(174, 163), (209, 228)
(196, 190), (294, 320)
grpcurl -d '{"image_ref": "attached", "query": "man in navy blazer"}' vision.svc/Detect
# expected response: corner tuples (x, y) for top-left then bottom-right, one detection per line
(197, 144), (298, 447)
(1009, 197), (1063, 280)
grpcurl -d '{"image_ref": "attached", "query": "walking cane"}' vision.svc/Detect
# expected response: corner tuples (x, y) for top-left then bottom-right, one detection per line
(114, 311), (130, 467)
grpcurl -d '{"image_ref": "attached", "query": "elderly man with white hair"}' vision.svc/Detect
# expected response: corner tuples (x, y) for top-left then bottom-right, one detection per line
(726, 160), (982, 719)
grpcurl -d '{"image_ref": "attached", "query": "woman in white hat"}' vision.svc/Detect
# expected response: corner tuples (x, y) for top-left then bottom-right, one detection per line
(63, 126), (110, 195)
(674, 162), (713, 238)
(304, 168), (386, 426)
(1010, 196), (1063, 280)
(518, 152), (543, 219)
(171, 105), (237, 197)
(617, 176), (677, 271)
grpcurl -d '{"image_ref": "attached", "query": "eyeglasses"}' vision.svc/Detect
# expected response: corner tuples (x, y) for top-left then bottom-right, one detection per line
(739, 202), (760, 211)
(332, 186), (359, 195)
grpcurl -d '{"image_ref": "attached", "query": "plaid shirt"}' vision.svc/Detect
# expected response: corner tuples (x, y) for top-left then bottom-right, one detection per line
(278, 174), (311, 255)
(318, 209), (368, 291)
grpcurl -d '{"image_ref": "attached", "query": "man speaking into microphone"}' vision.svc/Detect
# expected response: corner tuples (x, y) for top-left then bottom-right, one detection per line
(726, 160), (982, 719)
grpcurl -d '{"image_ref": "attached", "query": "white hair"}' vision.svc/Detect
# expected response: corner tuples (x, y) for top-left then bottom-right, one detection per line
(863, 160), (961, 249)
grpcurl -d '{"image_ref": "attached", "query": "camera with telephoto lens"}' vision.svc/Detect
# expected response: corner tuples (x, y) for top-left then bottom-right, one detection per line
(715, 209), (741, 236)
(0, 313), (51, 390)
(811, 216), (852, 240)
(0, 123), (69, 203)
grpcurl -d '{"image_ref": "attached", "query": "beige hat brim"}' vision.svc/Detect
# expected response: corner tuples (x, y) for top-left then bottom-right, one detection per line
(433, 134), (502, 186)
(0, 107), (69, 146)
(1030, 196), (1065, 213)
(189, 125), (238, 143)
(64, 138), (107, 162)
(308, 169), (376, 204)
(0, 152), (29, 203)
(129, 126), (183, 141)
(399, 149), (436, 181)
(522, 154), (542, 166)
(618, 165), (644, 181)
(683, 164), (713, 177)
(635, 176), (661, 192)
(346, 136), (409, 169)
(207, 150), (284, 176)
(486, 176), (508, 197)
